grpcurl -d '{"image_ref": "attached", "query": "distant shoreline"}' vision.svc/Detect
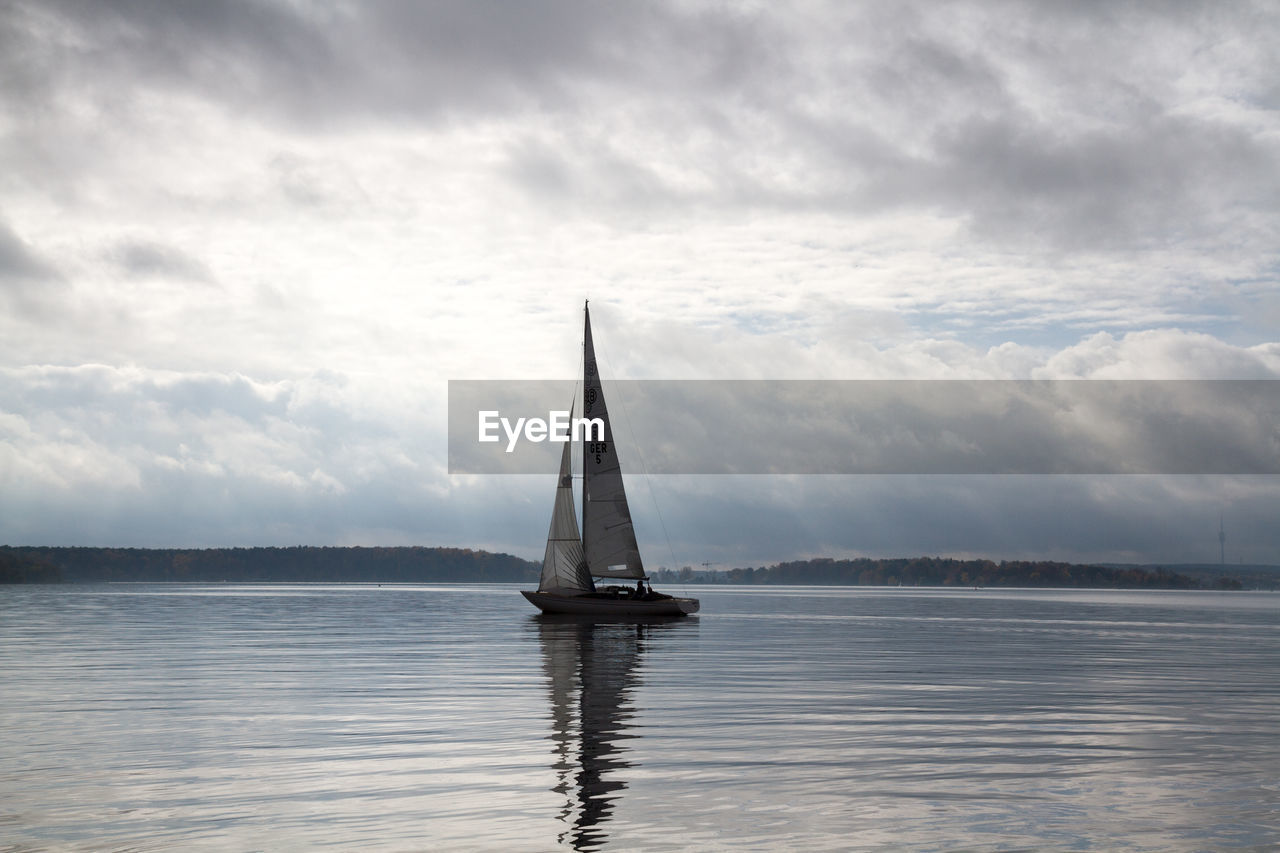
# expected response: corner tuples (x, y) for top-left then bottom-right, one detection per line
(4, 546), (1275, 589)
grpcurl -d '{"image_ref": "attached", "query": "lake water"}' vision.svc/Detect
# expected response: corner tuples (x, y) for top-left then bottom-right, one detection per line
(2, 584), (1278, 851)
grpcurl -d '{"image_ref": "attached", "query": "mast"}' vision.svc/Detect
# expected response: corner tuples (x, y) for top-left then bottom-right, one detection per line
(582, 302), (588, 562)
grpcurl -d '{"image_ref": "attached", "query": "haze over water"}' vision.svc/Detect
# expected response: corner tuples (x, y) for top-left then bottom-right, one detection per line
(2, 584), (1278, 850)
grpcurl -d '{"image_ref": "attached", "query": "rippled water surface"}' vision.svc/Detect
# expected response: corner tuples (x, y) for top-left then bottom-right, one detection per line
(2, 584), (1279, 850)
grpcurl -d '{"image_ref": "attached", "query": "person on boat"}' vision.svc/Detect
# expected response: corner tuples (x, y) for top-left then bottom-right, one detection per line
(634, 579), (646, 599)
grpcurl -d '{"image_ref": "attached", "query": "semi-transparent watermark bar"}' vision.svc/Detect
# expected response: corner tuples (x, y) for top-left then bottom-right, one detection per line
(448, 380), (1280, 475)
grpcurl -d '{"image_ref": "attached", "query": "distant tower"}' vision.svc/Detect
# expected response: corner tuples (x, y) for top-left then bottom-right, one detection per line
(1219, 514), (1226, 566)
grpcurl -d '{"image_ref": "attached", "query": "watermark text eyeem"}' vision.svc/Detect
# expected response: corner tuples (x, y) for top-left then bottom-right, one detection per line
(479, 410), (604, 453)
(451, 379), (1280, 474)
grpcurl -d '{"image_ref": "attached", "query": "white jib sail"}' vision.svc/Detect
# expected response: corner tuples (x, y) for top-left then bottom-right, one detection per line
(539, 429), (593, 594)
(582, 304), (645, 580)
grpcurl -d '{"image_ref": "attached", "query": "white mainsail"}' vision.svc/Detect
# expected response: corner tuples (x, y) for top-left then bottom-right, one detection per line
(581, 304), (645, 580)
(539, 426), (593, 594)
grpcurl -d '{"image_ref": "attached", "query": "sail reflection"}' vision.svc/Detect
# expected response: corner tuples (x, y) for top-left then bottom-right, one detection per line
(534, 616), (684, 850)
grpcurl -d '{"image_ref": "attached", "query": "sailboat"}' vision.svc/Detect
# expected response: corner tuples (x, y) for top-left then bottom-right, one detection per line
(522, 303), (700, 617)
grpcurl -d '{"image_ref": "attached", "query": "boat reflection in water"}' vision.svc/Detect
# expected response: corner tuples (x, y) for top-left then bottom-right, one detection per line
(533, 615), (691, 850)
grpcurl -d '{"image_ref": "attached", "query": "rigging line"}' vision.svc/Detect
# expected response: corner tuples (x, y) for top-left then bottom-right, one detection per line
(590, 319), (683, 587)
(568, 378), (581, 476)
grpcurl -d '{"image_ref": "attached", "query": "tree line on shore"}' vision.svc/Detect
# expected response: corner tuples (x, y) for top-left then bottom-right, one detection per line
(651, 556), (1236, 589)
(0, 546), (540, 584)
(2, 546), (1252, 589)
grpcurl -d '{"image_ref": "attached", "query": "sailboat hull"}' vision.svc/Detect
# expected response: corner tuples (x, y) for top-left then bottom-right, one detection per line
(522, 590), (699, 617)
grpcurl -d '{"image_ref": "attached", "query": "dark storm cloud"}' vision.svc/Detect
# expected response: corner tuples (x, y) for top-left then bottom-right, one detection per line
(918, 113), (1277, 249)
(481, 3), (1276, 249)
(0, 219), (63, 317)
(1, 0), (764, 123)
(109, 240), (213, 283)
(5, 1), (1277, 250)
(0, 220), (56, 282)
(0, 0), (334, 115)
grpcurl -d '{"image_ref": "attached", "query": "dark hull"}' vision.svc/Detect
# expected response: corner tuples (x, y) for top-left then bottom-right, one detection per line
(522, 590), (699, 617)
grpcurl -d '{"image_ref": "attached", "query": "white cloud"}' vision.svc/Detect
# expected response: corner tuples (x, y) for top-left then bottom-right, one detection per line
(1038, 330), (1280, 379)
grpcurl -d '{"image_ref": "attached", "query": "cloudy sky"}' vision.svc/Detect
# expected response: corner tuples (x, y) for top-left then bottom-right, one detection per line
(3, 0), (1278, 566)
